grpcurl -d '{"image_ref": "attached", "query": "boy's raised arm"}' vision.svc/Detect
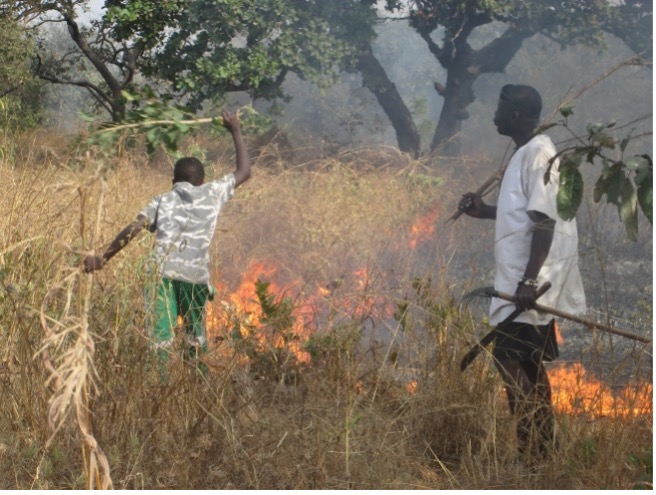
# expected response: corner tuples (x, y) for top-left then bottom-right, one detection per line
(221, 110), (251, 187)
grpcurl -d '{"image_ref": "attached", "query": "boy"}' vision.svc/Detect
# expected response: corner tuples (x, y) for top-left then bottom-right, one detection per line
(84, 110), (251, 368)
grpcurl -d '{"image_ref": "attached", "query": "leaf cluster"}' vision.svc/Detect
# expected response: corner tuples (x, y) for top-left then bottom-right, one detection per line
(81, 89), (207, 153)
(543, 107), (652, 241)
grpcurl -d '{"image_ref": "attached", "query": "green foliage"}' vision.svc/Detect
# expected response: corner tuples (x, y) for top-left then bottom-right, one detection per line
(231, 279), (302, 383)
(546, 108), (652, 241)
(0, 17), (45, 131)
(118, 0), (375, 109)
(81, 89), (273, 155)
(255, 278), (295, 334)
(626, 448), (653, 490)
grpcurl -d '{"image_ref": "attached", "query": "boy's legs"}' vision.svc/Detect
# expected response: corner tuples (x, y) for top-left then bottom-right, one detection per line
(174, 280), (210, 369)
(143, 277), (179, 380)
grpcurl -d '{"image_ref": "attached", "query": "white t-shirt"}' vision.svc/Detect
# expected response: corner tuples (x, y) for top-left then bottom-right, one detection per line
(139, 173), (236, 285)
(490, 134), (586, 325)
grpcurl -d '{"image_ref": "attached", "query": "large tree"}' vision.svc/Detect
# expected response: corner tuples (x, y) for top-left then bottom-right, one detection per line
(10, 0), (158, 122)
(109, 0), (651, 156)
(8, 0), (652, 156)
(399, 0), (652, 155)
(0, 8), (47, 129)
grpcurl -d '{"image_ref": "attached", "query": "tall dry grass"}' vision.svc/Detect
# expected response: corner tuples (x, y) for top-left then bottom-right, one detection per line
(0, 130), (651, 489)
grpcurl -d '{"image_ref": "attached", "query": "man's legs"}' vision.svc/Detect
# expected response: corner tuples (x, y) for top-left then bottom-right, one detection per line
(494, 358), (555, 460)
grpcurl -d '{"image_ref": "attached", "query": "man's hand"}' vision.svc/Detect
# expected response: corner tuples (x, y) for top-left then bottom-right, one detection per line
(84, 255), (104, 273)
(514, 282), (537, 311)
(458, 192), (488, 218)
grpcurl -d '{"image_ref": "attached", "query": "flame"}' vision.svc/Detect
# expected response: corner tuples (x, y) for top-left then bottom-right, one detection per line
(204, 259), (400, 366)
(205, 259), (313, 363)
(554, 322), (564, 346)
(204, 261), (652, 420)
(549, 363), (652, 418)
(408, 204), (440, 249)
(348, 267), (394, 319)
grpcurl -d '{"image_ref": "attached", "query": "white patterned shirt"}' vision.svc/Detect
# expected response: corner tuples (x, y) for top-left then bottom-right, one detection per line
(139, 173), (236, 285)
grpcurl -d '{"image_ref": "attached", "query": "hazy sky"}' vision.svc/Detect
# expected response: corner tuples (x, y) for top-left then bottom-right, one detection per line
(78, 0), (105, 22)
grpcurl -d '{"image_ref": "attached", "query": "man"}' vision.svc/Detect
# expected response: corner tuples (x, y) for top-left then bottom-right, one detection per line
(459, 84), (586, 460)
(84, 110), (251, 372)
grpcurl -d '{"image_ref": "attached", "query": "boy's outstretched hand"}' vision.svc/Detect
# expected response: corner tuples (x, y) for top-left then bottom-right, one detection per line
(84, 255), (104, 273)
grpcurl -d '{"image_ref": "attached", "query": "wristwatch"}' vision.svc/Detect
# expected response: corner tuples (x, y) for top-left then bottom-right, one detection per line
(519, 277), (539, 287)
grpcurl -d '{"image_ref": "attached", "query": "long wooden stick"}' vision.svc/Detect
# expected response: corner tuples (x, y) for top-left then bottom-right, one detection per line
(446, 140), (512, 225)
(490, 289), (651, 344)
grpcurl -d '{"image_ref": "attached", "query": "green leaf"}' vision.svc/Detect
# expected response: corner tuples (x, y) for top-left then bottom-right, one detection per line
(623, 156), (646, 172)
(557, 166), (584, 221)
(637, 164), (653, 225)
(593, 174), (610, 203)
(559, 105), (574, 118)
(620, 136), (630, 152)
(634, 155), (653, 187)
(590, 131), (615, 149)
(606, 169), (626, 207)
(174, 121), (191, 133)
(619, 180), (638, 241)
(587, 122), (604, 135)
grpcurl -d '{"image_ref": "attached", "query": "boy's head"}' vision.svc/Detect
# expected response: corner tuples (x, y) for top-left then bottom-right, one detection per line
(173, 157), (205, 186)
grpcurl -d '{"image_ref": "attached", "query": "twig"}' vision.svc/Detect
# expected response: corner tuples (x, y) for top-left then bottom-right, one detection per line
(543, 53), (644, 126)
(447, 53), (645, 225)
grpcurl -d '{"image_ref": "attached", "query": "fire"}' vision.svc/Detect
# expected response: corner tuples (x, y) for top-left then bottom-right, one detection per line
(348, 267), (395, 319)
(204, 259), (400, 367)
(554, 322), (564, 346)
(408, 203), (440, 250)
(549, 362), (653, 418)
(205, 259), (312, 363)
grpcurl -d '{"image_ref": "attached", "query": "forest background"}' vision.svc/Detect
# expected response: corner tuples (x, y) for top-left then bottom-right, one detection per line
(0, 0), (653, 490)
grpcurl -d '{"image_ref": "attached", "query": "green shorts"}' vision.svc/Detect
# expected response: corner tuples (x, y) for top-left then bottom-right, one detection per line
(150, 277), (211, 358)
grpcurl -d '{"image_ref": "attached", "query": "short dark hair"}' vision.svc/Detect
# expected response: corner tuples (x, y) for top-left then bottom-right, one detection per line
(173, 157), (205, 185)
(500, 84), (542, 122)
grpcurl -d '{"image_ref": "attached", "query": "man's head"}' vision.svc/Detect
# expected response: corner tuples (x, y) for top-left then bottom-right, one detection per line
(493, 84), (542, 137)
(173, 157), (205, 186)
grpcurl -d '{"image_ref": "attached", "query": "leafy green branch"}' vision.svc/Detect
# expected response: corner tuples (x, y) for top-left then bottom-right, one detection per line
(80, 88), (273, 155)
(541, 106), (652, 241)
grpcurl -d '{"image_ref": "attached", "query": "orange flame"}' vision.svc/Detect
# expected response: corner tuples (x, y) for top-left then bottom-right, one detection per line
(554, 322), (564, 346)
(206, 259), (313, 362)
(549, 363), (652, 418)
(408, 204), (440, 249)
(205, 260), (400, 364)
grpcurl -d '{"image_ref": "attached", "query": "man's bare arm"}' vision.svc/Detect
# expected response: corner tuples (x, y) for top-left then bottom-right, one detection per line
(514, 210), (555, 310)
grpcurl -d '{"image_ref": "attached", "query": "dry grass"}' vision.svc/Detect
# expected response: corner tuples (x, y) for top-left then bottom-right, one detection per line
(0, 130), (651, 489)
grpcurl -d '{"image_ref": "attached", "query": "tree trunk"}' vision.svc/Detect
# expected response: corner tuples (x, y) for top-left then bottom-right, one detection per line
(430, 63), (477, 156)
(429, 27), (532, 156)
(357, 44), (421, 157)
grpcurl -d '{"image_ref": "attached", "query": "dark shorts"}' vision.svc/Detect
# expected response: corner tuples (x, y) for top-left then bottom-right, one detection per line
(493, 319), (558, 364)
